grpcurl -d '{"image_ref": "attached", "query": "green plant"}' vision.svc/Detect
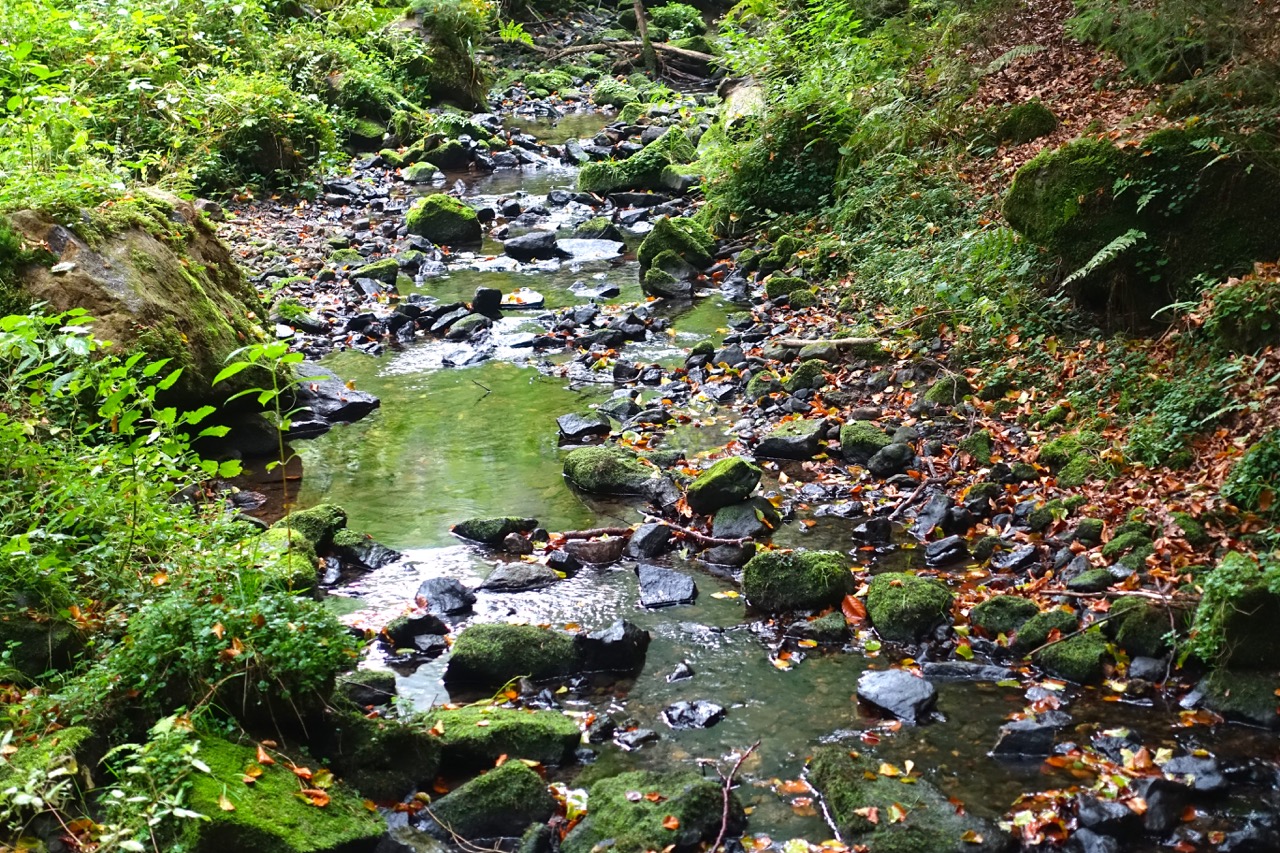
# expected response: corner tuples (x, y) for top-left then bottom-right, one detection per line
(498, 18), (533, 46)
(1222, 430), (1280, 516)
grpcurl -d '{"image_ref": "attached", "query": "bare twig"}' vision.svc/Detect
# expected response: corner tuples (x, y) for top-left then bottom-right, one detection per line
(1022, 612), (1120, 658)
(555, 526), (635, 540)
(888, 477), (946, 520)
(547, 40), (717, 63)
(642, 515), (753, 546)
(776, 336), (882, 349)
(697, 740), (760, 852)
(1044, 588), (1199, 604)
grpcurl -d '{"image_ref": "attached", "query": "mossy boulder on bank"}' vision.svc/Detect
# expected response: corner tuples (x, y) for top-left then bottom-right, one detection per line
(866, 573), (953, 643)
(578, 129), (696, 194)
(426, 706), (582, 768)
(0, 615), (80, 680)
(444, 623), (580, 690)
(840, 420), (892, 462)
(562, 770), (742, 853)
(637, 216), (714, 275)
(4, 190), (264, 409)
(1003, 128), (1280, 323)
(1105, 596), (1183, 658)
(406, 194), (481, 246)
(427, 761), (557, 839)
(256, 526), (320, 590)
(684, 456), (761, 514)
(807, 747), (1005, 853)
(563, 445), (660, 495)
(997, 100), (1058, 144)
(184, 736), (384, 853)
(323, 712), (442, 801)
(742, 549), (854, 611)
(276, 504), (347, 550)
(1188, 551), (1280, 668)
(1012, 607), (1078, 654)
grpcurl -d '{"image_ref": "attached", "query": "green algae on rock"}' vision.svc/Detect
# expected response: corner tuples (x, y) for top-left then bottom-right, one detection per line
(866, 573), (953, 643)
(444, 622), (579, 690)
(563, 445), (659, 495)
(427, 760), (557, 839)
(742, 549), (854, 612)
(684, 456), (761, 514)
(452, 516), (539, 544)
(970, 595), (1040, 637)
(562, 770), (741, 853)
(406, 194), (481, 246)
(426, 705), (582, 769)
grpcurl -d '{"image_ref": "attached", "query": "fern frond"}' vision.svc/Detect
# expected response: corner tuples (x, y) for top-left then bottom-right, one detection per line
(1062, 229), (1146, 287)
(984, 44), (1045, 75)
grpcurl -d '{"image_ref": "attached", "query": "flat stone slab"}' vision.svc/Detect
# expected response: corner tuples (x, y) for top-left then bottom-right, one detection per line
(857, 669), (937, 724)
(637, 564), (698, 608)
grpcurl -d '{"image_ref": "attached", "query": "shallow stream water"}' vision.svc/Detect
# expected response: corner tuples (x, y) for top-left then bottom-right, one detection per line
(292, 124), (1280, 848)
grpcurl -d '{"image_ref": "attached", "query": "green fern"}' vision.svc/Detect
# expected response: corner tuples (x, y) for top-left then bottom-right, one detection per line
(984, 44), (1045, 75)
(498, 19), (534, 46)
(1062, 229), (1146, 286)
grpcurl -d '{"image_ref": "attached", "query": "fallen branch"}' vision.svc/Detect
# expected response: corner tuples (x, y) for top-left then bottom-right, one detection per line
(1044, 588), (1200, 605)
(776, 336), (882, 349)
(697, 740), (760, 852)
(643, 515), (753, 546)
(554, 526), (635, 540)
(888, 477), (946, 520)
(548, 40), (716, 64)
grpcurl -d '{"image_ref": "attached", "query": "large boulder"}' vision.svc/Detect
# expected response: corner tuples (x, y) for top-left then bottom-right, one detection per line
(321, 712), (442, 801)
(577, 129), (697, 195)
(4, 190), (264, 408)
(444, 623), (579, 690)
(183, 736), (384, 853)
(636, 216), (714, 276)
(1189, 551), (1280, 669)
(807, 747), (1005, 853)
(562, 770), (743, 853)
(425, 761), (556, 839)
(742, 549), (854, 612)
(684, 457), (761, 514)
(406, 194), (481, 246)
(866, 573), (953, 643)
(425, 706), (582, 768)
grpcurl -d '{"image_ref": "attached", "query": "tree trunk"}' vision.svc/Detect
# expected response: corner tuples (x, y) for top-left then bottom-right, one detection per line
(633, 0), (658, 74)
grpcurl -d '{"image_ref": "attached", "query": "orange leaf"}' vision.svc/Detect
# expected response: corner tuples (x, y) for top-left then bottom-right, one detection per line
(211, 622), (225, 640)
(662, 816), (680, 831)
(289, 764), (313, 781)
(256, 745), (275, 766)
(842, 595), (867, 624)
(300, 789), (330, 807)
(645, 791), (667, 803)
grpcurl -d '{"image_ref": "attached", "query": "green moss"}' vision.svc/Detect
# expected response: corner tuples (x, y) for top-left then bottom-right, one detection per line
(745, 371), (782, 402)
(578, 130), (696, 194)
(807, 747), (999, 852)
(406, 194), (481, 246)
(427, 706), (581, 769)
(275, 504), (347, 550)
(1074, 518), (1105, 545)
(1009, 461), (1039, 482)
(1056, 453), (1095, 488)
(840, 421), (892, 461)
(256, 527), (319, 590)
(764, 275), (807, 300)
(523, 70), (574, 92)
(1012, 608), (1077, 654)
(352, 258), (399, 284)
(325, 712), (441, 801)
(1171, 511), (1211, 547)
(971, 535), (1000, 562)
(642, 266), (685, 298)
(1040, 430), (1099, 466)
(1002, 138), (1127, 256)
(923, 374), (974, 405)
(592, 77), (640, 107)
(424, 138), (470, 170)
(403, 161), (440, 182)
(1033, 628), (1109, 683)
(742, 549), (854, 611)
(637, 216), (713, 274)
(685, 456), (762, 514)
(379, 148), (405, 168)
(452, 517), (538, 544)
(783, 359), (827, 393)
(866, 573), (953, 643)
(184, 736), (384, 853)
(575, 217), (622, 240)
(562, 770), (739, 853)
(1027, 499), (1065, 532)
(1038, 404), (1069, 426)
(430, 761), (556, 838)
(958, 430), (992, 464)
(1205, 272), (1280, 354)
(1222, 429), (1280, 515)
(1188, 551), (1280, 668)
(444, 623), (580, 689)
(970, 595), (1039, 636)
(563, 445), (658, 495)
(997, 100), (1058, 144)
(788, 289), (818, 309)
(1197, 670), (1280, 728)
(329, 248), (364, 265)
(1101, 530), (1153, 560)
(1105, 596), (1181, 659)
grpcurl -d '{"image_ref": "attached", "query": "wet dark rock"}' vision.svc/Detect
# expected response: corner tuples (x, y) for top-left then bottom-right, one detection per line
(712, 497), (782, 540)
(383, 612), (449, 649)
(921, 662), (1016, 682)
(413, 634), (449, 656)
(786, 612), (850, 644)
(557, 411), (612, 442)
(1066, 828), (1120, 853)
(472, 286), (502, 318)
(924, 535), (970, 568)
(586, 715), (618, 743)
(851, 516), (893, 544)
(756, 418), (827, 459)
(662, 700), (725, 730)
(991, 544), (1040, 572)
(563, 536), (626, 565)
(545, 549), (582, 576)
(867, 442), (915, 477)
(332, 530), (401, 570)
(856, 669), (937, 724)
(637, 564), (697, 608)
(1162, 755), (1226, 793)
(505, 230), (570, 262)
(337, 670), (397, 708)
(415, 577), (476, 615)
(1128, 655), (1167, 681)
(991, 711), (1071, 757)
(479, 562), (559, 592)
(614, 728), (659, 750)
(910, 491), (954, 538)
(626, 522), (673, 558)
(702, 542), (755, 566)
(1130, 777), (1188, 832)
(1075, 794), (1141, 836)
(293, 363), (380, 424)
(575, 619), (650, 674)
(502, 532), (534, 555)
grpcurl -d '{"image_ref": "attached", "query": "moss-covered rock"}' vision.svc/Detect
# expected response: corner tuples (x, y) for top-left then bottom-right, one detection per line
(351, 257), (399, 284)
(444, 623), (580, 690)
(276, 504), (347, 550)
(866, 574), (953, 643)
(840, 420), (892, 463)
(579, 130), (697, 195)
(1033, 628), (1110, 683)
(1067, 568), (1115, 592)
(563, 445), (659, 495)
(1039, 430), (1099, 466)
(923, 375), (974, 405)
(0, 615), (79, 680)
(1074, 518), (1105, 545)
(1027, 499), (1066, 532)
(637, 216), (714, 275)
(427, 705), (582, 768)
(1012, 608), (1077, 654)
(1188, 551), (1280, 668)
(783, 359), (827, 393)
(997, 100), (1058, 144)
(1196, 670), (1280, 729)
(764, 275), (807, 300)
(402, 161), (441, 183)
(642, 266), (688, 299)
(685, 457), (761, 514)
(323, 712), (442, 801)
(256, 526), (320, 590)
(745, 371), (782, 402)
(788, 289), (818, 309)
(1104, 596), (1181, 659)
(1170, 511), (1211, 547)
(406, 194), (481, 246)
(742, 549), (854, 612)
(807, 747), (1004, 853)
(428, 761), (556, 839)
(184, 736), (384, 853)
(970, 595), (1039, 637)
(592, 77), (640, 107)
(958, 430), (993, 464)
(1101, 530), (1154, 561)
(712, 497), (782, 539)
(574, 216), (625, 242)
(523, 70), (574, 93)
(562, 770), (741, 853)
(452, 517), (538, 544)
(424, 138), (470, 170)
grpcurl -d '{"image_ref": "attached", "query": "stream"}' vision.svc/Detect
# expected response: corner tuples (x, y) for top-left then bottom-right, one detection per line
(281, 116), (1280, 850)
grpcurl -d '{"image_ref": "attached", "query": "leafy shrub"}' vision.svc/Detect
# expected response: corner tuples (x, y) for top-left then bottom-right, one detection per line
(1204, 269), (1280, 353)
(649, 3), (706, 38)
(1222, 430), (1280, 516)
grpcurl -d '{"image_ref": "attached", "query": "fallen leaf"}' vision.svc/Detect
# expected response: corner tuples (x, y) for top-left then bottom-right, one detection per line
(662, 815), (680, 830)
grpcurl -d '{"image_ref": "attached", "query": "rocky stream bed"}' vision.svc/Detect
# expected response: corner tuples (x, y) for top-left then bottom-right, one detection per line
(215, 97), (1280, 853)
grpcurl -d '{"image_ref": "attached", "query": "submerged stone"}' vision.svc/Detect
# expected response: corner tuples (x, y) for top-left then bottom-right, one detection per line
(452, 516), (539, 544)
(856, 669), (937, 724)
